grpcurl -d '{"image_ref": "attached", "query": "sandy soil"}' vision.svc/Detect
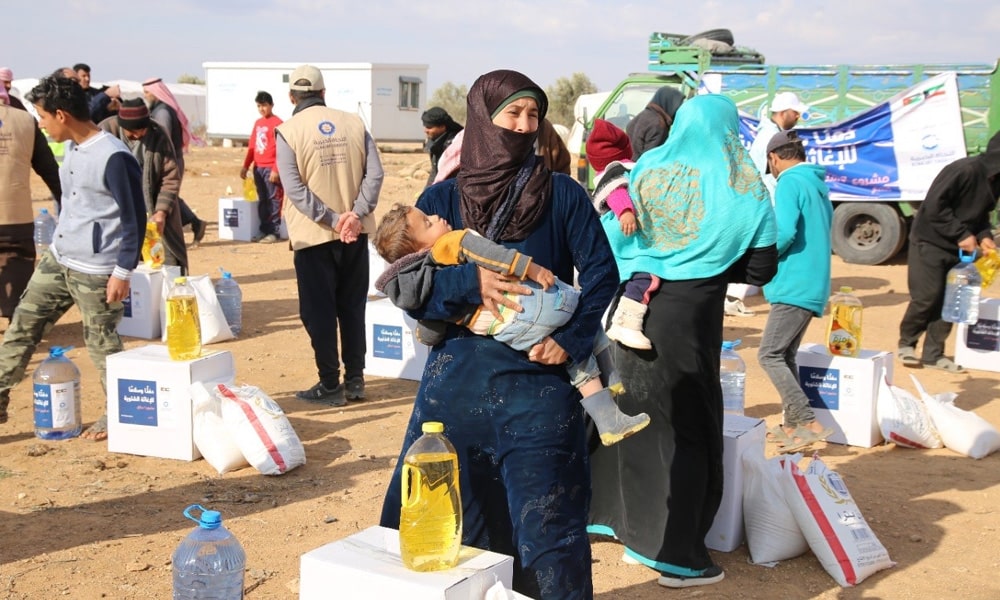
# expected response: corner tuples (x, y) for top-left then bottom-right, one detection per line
(1, 145), (999, 600)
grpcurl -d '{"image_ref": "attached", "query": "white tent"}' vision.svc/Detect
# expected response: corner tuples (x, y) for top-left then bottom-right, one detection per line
(567, 91), (611, 154)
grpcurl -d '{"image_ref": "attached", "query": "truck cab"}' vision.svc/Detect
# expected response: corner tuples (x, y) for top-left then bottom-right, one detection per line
(579, 32), (1000, 265)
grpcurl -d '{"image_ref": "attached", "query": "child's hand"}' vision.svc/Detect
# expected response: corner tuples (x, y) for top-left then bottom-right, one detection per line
(526, 263), (555, 289)
(620, 211), (638, 236)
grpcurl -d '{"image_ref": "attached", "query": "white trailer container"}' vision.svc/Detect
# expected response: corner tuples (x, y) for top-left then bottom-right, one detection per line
(203, 62), (429, 143)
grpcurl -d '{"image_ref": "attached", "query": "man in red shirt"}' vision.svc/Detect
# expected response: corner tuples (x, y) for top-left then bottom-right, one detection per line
(240, 91), (284, 243)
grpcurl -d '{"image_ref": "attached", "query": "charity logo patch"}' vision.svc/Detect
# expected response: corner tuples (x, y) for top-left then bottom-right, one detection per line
(318, 120), (336, 136)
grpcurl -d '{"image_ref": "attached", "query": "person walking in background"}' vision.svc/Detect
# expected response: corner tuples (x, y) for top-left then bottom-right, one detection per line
(756, 130), (835, 453)
(898, 131), (1000, 373)
(0, 76), (145, 440)
(586, 118), (657, 350)
(0, 85), (62, 322)
(727, 91), (808, 318)
(1, 67), (28, 111)
(378, 69), (616, 599)
(275, 65), (383, 406)
(536, 117), (572, 174)
(420, 107), (463, 187)
(142, 77), (206, 244)
(625, 85), (685, 160)
(748, 91), (809, 199)
(589, 94), (777, 589)
(54, 66), (120, 124)
(241, 91), (284, 243)
(99, 98), (188, 273)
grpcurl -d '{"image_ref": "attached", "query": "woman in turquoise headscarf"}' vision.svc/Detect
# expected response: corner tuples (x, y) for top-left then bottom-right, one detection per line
(589, 94), (778, 588)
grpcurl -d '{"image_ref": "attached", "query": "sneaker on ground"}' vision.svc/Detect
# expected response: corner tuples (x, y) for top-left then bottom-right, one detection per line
(258, 233), (279, 244)
(345, 377), (365, 401)
(657, 565), (725, 588)
(724, 297), (754, 317)
(296, 381), (346, 406)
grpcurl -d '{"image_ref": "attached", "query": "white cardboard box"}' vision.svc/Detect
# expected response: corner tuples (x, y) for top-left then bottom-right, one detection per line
(118, 266), (163, 339)
(955, 298), (1000, 373)
(218, 197), (260, 241)
(300, 525), (514, 600)
(705, 414), (766, 552)
(796, 343), (892, 448)
(365, 298), (429, 382)
(106, 345), (235, 461)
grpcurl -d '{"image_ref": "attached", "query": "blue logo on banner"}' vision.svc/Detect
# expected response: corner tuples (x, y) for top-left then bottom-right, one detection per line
(373, 324), (403, 360)
(742, 100), (900, 198)
(118, 378), (158, 426)
(799, 365), (840, 411)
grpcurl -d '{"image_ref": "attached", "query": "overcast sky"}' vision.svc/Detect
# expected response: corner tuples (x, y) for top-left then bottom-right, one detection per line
(6, 0), (998, 92)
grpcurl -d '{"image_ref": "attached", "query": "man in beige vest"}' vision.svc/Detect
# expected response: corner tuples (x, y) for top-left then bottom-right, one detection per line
(0, 95), (62, 322)
(275, 64), (384, 406)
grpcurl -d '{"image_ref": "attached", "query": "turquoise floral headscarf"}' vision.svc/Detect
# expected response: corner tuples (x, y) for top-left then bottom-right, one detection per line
(602, 94), (776, 282)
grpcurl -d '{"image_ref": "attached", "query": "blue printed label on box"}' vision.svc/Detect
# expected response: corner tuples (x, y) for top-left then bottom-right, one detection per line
(118, 378), (158, 426)
(372, 324), (403, 360)
(122, 290), (134, 318)
(965, 318), (1000, 352)
(224, 208), (240, 227)
(799, 365), (840, 411)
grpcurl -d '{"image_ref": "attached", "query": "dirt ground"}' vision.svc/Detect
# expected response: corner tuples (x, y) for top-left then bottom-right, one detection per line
(1, 144), (999, 600)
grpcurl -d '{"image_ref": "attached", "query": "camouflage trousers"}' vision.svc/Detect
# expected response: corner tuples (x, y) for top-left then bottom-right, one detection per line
(0, 250), (123, 421)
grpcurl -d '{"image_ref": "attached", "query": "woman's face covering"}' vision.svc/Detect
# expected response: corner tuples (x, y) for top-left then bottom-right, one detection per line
(491, 98), (540, 133)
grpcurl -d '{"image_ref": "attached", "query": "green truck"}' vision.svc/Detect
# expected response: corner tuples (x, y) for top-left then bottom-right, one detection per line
(579, 31), (1000, 265)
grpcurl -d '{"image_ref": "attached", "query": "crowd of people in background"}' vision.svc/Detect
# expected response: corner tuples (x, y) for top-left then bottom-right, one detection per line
(1, 59), (998, 599)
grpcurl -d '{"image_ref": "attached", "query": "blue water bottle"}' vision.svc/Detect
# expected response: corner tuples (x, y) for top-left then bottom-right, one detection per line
(33, 208), (56, 255)
(32, 346), (82, 440)
(720, 340), (746, 415)
(942, 250), (982, 325)
(172, 504), (246, 599)
(214, 268), (243, 337)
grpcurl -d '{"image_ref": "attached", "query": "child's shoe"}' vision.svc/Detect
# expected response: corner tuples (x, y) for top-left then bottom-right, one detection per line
(607, 297), (653, 350)
(580, 388), (651, 446)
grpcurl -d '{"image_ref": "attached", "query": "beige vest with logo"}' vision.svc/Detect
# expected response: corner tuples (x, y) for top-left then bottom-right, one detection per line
(0, 106), (40, 225)
(277, 105), (375, 250)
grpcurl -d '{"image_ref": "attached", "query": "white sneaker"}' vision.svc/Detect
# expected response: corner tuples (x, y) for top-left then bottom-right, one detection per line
(724, 297), (754, 317)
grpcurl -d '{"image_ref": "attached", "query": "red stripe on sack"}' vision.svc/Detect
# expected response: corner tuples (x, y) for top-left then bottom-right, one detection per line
(792, 464), (857, 585)
(889, 432), (928, 449)
(218, 384), (288, 473)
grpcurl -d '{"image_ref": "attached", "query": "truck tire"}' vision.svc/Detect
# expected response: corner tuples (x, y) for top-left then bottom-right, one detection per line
(831, 203), (906, 265)
(680, 29), (735, 47)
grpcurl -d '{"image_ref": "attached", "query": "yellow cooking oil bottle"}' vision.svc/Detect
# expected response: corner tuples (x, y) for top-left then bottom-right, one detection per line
(141, 221), (165, 269)
(166, 277), (201, 361)
(399, 421), (462, 572)
(827, 286), (862, 358)
(975, 250), (1000, 288)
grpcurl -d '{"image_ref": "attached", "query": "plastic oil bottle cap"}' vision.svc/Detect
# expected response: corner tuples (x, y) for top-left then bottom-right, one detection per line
(422, 422), (444, 434)
(174, 276), (187, 285)
(839, 286), (852, 293)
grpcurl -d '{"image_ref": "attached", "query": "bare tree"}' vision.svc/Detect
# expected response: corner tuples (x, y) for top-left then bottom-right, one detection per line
(545, 73), (598, 128)
(428, 82), (469, 125)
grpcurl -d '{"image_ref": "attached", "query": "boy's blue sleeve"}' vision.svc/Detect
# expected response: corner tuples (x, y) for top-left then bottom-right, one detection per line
(104, 152), (146, 277)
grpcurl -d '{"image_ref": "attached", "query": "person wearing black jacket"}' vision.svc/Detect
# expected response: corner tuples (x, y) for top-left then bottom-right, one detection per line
(625, 85), (685, 160)
(421, 107), (463, 187)
(898, 131), (1000, 372)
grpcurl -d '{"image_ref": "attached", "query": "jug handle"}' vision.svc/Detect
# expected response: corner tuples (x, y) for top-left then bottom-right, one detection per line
(401, 463), (423, 509)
